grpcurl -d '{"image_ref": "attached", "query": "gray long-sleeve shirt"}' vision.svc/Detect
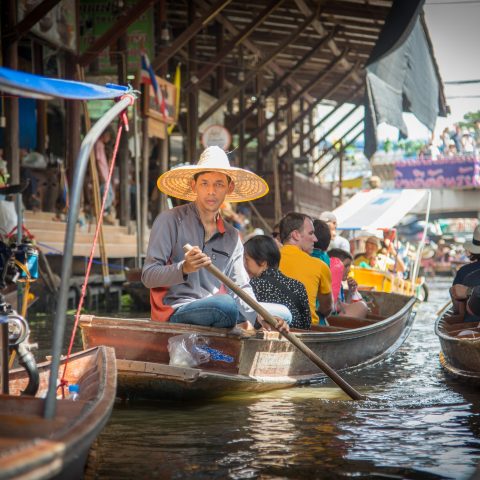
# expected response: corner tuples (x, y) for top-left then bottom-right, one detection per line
(142, 202), (257, 323)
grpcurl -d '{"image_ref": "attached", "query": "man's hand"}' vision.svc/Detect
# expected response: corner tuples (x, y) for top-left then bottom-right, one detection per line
(182, 246), (212, 274)
(257, 315), (290, 334)
(450, 284), (469, 301)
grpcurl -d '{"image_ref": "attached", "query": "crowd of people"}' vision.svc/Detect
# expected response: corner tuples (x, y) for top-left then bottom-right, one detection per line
(421, 121), (480, 158)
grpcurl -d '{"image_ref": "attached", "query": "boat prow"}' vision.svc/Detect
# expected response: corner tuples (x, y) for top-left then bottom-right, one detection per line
(0, 346), (117, 480)
(435, 309), (480, 384)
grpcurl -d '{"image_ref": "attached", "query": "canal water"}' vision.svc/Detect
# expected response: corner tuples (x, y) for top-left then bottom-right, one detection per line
(28, 277), (480, 479)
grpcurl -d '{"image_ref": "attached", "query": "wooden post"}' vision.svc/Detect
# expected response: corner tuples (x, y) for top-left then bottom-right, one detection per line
(64, 52), (81, 191)
(187, 2), (198, 163)
(160, 133), (169, 213)
(256, 74), (265, 172)
(33, 43), (47, 155)
(238, 47), (245, 167)
(339, 148), (343, 205)
(141, 116), (149, 249)
(2, 0), (19, 185)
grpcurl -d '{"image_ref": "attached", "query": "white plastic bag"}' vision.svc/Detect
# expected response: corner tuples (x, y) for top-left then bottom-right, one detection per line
(167, 334), (210, 368)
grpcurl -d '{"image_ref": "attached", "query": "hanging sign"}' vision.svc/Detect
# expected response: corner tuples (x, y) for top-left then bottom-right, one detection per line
(201, 125), (232, 150)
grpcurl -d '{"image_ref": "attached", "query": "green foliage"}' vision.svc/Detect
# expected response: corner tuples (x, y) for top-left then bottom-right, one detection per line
(459, 110), (480, 129)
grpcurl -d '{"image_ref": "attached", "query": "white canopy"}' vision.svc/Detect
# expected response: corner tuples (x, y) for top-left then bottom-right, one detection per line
(334, 188), (429, 230)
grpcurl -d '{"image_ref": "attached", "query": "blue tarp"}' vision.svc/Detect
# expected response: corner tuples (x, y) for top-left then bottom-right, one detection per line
(0, 66), (128, 100)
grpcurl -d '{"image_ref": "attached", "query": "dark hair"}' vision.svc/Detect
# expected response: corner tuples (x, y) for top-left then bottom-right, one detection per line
(193, 171), (232, 183)
(243, 235), (281, 268)
(313, 219), (331, 251)
(328, 248), (353, 261)
(279, 212), (311, 244)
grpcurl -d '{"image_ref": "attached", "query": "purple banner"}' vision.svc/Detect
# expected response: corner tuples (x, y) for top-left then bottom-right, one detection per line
(394, 155), (480, 189)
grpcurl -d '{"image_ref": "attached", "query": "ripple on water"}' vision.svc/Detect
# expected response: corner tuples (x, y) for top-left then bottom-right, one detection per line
(27, 278), (480, 479)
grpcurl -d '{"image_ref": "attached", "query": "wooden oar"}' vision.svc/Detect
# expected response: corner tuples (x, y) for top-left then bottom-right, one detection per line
(183, 244), (365, 400)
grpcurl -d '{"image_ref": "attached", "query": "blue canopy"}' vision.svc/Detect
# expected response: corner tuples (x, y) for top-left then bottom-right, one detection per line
(0, 66), (129, 100)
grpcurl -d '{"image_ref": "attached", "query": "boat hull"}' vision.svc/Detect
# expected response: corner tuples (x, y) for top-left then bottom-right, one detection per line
(435, 310), (480, 384)
(80, 291), (416, 399)
(0, 347), (117, 480)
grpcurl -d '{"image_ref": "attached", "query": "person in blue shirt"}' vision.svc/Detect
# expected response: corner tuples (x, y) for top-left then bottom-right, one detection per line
(453, 226), (480, 285)
(312, 218), (331, 266)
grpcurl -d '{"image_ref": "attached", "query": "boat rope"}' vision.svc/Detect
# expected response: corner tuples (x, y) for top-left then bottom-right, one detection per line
(59, 94), (135, 394)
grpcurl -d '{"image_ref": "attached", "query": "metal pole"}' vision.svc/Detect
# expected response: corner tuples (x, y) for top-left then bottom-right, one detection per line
(411, 190), (431, 289)
(44, 96), (134, 419)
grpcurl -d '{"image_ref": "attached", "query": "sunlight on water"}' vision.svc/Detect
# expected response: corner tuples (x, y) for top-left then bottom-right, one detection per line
(26, 277), (480, 479)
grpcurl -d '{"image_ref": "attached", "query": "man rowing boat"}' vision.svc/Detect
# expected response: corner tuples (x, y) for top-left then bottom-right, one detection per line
(142, 146), (287, 331)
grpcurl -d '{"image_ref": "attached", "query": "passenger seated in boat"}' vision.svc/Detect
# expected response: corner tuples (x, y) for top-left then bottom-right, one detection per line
(312, 219), (331, 266)
(354, 236), (398, 273)
(453, 225), (480, 286)
(278, 212), (333, 325)
(142, 146), (288, 333)
(328, 248), (369, 318)
(244, 235), (312, 329)
(449, 284), (480, 323)
(354, 236), (381, 269)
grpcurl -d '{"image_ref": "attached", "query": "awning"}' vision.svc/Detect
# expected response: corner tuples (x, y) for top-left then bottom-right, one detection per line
(364, 0), (447, 158)
(0, 66), (129, 100)
(333, 188), (429, 231)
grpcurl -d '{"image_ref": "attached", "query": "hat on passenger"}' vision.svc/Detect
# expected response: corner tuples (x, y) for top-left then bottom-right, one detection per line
(464, 226), (480, 254)
(319, 211), (337, 224)
(157, 146), (269, 203)
(365, 236), (380, 248)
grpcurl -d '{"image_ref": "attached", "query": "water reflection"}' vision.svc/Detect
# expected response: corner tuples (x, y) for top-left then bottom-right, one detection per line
(24, 278), (480, 479)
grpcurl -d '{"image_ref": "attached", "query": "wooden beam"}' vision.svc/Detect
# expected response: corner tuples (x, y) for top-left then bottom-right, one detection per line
(294, 0), (363, 85)
(278, 83), (363, 162)
(197, 12), (317, 125)
(270, 66), (358, 160)
(3, 0), (62, 41)
(184, 0), (285, 92)
(244, 50), (349, 148)
(315, 129), (364, 176)
(313, 117), (363, 170)
(152, 0), (233, 71)
(231, 28), (338, 128)
(78, 0), (156, 67)
(303, 104), (361, 158)
(195, 0), (316, 104)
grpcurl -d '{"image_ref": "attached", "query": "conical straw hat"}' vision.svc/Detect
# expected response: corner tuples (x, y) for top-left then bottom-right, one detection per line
(157, 146), (269, 203)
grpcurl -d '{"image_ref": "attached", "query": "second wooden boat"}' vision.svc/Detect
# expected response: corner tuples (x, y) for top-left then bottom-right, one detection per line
(80, 291), (416, 400)
(435, 308), (480, 384)
(0, 347), (117, 480)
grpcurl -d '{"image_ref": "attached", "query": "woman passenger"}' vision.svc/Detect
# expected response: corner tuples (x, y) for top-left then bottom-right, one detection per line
(329, 248), (369, 318)
(244, 235), (312, 330)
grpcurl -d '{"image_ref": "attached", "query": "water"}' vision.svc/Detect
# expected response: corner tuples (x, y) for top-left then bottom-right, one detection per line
(27, 278), (480, 479)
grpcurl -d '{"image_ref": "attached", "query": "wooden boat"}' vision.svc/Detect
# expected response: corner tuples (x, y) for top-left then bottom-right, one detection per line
(0, 347), (117, 480)
(435, 308), (480, 384)
(80, 291), (416, 400)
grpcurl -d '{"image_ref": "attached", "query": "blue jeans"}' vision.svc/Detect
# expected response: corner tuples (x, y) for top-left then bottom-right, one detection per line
(169, 295), (240, 328)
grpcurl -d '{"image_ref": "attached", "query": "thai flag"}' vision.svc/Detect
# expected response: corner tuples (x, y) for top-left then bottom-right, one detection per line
(141, 52), (167, 119)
